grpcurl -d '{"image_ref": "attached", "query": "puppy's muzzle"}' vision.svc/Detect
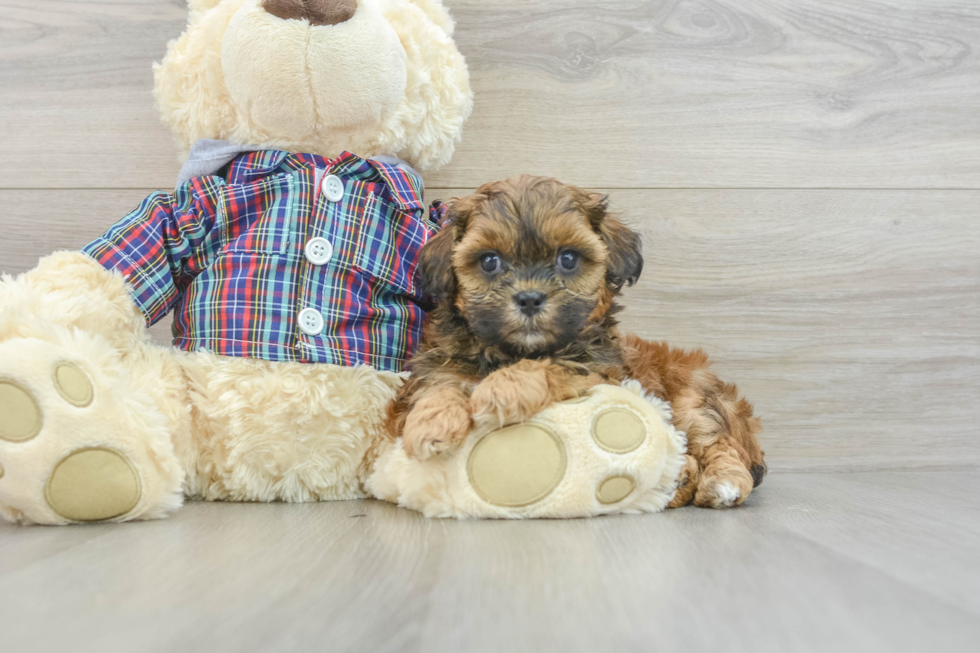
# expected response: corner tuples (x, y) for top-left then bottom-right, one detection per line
(514, 290), (547, 317)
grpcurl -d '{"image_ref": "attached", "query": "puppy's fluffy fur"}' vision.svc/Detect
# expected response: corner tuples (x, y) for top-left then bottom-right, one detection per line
(386, 175), (766, 508)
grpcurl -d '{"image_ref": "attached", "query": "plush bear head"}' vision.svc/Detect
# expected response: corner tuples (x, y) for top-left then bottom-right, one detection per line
(155, 0), (472, 170)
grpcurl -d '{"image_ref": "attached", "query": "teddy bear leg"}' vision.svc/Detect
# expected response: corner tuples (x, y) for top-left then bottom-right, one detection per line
(0, 253), (186, 524)
(370, 381), (689, 519)
(174, 352), (402, 504)
(0, 335), (186, 525)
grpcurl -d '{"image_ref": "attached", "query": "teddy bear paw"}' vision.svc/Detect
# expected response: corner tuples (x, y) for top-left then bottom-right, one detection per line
(0, 337), (180, 524)
(460, 383), (685, 516)
(371, 380), (688, 518)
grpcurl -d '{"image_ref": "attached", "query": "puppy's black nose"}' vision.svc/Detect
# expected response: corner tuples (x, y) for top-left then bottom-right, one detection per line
(514, 290), (547, 316)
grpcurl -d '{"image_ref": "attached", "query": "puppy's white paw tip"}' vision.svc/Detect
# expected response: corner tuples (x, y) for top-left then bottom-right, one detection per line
(711, 480), (741, 507)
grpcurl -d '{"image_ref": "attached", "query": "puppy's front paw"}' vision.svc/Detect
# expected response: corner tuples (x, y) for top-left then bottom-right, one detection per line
(402, 388), (472, 461)
(470, 363), (553, 428)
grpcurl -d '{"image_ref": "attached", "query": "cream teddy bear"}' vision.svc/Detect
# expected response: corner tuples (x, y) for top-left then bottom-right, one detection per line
(0, 0), (685, 524)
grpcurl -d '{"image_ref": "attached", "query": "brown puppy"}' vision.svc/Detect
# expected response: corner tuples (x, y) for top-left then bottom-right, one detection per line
(386, 175), (766, 508)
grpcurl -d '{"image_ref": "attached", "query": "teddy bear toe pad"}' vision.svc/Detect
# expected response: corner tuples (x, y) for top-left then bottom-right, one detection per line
(467, 424), (567, 507)
(596, 475), (637, 505)
(0, 380), (43, 442)
(53, 361), (94, 407)
(591, 408), (645, 453)
(45, 447), (142, 521)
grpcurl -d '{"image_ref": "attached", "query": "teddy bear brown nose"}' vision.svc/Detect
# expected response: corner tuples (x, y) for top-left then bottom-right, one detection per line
(262, 0), (357, 26)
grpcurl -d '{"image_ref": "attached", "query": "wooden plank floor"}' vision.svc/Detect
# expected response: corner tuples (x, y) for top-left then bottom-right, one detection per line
(1, 472), (978, 653)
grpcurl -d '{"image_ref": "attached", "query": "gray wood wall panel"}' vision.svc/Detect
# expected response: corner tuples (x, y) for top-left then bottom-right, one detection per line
(1, 1), (979, 189)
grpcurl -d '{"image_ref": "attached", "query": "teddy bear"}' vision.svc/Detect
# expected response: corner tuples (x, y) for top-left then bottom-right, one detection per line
(0, 0), (691, 525)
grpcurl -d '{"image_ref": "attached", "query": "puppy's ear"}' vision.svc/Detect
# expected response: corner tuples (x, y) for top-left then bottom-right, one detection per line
(417, 225), (456, 303)
(417, 197), (475, 303)
(581, 192), (643, 289)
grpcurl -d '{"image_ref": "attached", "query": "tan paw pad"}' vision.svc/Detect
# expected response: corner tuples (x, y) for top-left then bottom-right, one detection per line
(44, 448), (141, 521)
(0, 380), (43, 442)
(467, 424), (566, 507)
(596, 475), (636, 505)
(53, 362), (94, 407)
(591, 408), (646, 453)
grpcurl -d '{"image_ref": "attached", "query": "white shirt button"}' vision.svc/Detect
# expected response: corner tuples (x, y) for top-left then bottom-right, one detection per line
(304, 237), (333, 265)
(297, 308), (324, 336)
(322, 174), (344, 202)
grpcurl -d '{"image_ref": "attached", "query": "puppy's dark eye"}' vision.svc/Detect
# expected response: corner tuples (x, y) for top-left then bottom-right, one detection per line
(479, 252), (501, 274)
(557, 249), (580, 272)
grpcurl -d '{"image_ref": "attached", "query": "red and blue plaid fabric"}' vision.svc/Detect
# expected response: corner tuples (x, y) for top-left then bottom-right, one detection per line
(84, 150), (435, 372)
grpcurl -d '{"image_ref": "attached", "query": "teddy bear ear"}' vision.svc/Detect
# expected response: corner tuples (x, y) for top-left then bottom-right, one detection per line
(382, 3), (474, 171)
(404, 0), (457, 36)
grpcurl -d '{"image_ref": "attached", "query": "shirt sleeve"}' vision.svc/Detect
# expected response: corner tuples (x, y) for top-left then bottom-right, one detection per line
(82, 176), (223, 326)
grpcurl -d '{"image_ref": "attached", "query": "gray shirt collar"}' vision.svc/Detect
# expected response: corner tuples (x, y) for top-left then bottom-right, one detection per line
(175, 139), (419, 189)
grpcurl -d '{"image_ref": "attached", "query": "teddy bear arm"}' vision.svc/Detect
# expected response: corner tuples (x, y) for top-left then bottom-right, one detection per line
(80, 183), (225, 333)
(0, 180), (231, 524)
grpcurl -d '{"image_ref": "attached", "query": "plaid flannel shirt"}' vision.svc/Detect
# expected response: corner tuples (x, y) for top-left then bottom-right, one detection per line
(83, 149), (436, 372)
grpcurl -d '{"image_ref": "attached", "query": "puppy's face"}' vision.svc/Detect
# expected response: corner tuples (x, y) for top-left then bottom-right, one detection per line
(419, 176), (642, 356)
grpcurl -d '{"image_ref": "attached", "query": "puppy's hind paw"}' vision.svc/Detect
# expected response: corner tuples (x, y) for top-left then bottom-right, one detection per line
(693, 466), (754, 509)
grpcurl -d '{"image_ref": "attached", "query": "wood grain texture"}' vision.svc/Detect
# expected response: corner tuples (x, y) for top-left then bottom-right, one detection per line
(2, 188), (978, 471)
(434, 0), (980, 189)
(0, 472), (978, 653)
(1, 1), (979, 189)
(0, 0), (186, 189)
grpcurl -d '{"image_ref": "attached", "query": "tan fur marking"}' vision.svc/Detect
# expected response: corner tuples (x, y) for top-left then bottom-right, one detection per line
(401, 385), (472, 460)
(621, 334), (765, 509)
(470, 359), (597, 429)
